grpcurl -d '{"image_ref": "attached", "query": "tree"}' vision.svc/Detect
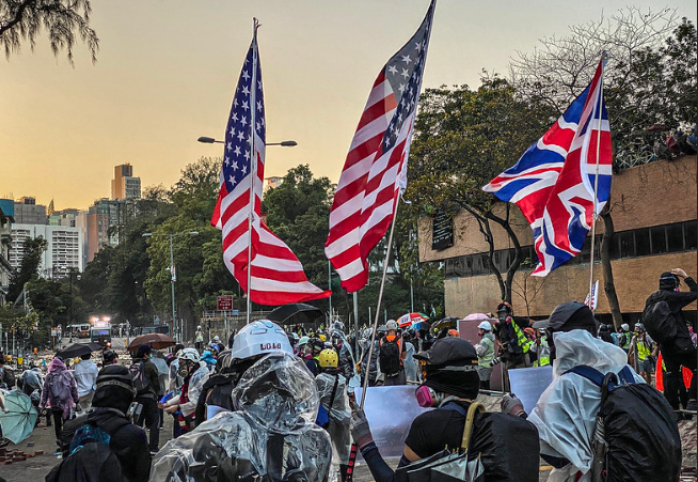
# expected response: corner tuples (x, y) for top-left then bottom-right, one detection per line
(7, 236), (47, 303)
(509, 8), (696, 327)
(170, 157), (221, 224)
(0, 0), (99, 63)
(408, 76), (555, 303)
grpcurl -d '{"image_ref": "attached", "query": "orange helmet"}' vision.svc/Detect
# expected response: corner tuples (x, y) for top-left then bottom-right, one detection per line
(523, 327), (536, 339)
(447, 329), (459, 337)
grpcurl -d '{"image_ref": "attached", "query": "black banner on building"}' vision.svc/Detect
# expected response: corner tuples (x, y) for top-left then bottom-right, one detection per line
(432, 213), (454, 251)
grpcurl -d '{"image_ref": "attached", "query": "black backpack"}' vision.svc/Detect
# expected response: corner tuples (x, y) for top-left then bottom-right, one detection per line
(566, 365), (681, 482)
(642, 299), (694, 354)
(379, 337), (401, 377)
(128, 361), (150, 395)
(46, 419), (130, 482)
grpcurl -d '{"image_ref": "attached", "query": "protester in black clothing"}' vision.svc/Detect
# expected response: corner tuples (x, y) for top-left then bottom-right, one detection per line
(350, 337), (539, 482)
(645, 268), (698, 410)
(194, 350), (238, 425)
(52, 365), (151, 482)
(132, 344), (162, 454)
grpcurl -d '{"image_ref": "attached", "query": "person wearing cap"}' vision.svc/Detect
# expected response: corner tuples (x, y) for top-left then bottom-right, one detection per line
(475, 320), (496, 389)
(54, 365), (151, 482)
(644, 268), (697, 411)
(512, 301), (645, 482)
(351, 336), (539, 482)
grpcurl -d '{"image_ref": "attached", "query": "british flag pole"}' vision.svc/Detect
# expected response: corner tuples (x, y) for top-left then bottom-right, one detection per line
(245, 19), (260, 325)
(587, 52), (608, 312)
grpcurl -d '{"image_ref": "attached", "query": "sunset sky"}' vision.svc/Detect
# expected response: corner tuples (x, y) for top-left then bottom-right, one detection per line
(1, 0), (695, 211)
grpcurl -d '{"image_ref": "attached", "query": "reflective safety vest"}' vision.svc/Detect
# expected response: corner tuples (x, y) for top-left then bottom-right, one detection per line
(477, 333), (496, 368)
(636, 337), (652, 362)
(533, 338), (551, 367)
(512, 321), (535, 354)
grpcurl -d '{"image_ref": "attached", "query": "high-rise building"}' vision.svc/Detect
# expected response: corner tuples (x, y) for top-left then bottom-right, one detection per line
(111, 164), (142, 200)
(9, 224), (83, 279)
(0, 199), (14, 304)
(48, 208), (80, 227)
(86, 198), (123, 261)
(14, 197), (47, 225)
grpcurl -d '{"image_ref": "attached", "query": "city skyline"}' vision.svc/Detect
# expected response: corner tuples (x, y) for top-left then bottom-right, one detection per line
(1, 1), (695, 209)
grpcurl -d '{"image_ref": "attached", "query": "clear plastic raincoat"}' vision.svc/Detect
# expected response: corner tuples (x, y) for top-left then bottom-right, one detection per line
(150, 353), (332, 482)
(527, 330), (644, 482)
(316, 371), (351, 464)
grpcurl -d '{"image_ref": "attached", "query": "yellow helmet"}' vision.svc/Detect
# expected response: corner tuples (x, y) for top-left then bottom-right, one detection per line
(318, 334), (327, 342)
(318, 349), (338, 368)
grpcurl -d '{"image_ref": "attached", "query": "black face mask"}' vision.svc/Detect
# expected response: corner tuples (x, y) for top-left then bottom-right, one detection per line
(498, 313), (508, 323)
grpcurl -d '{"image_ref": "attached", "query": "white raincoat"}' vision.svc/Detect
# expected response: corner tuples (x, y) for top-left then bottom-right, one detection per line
(527, 330), (644, 482)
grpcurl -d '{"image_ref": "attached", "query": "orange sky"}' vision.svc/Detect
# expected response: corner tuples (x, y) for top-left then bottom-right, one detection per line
(1, 0), (695, 211)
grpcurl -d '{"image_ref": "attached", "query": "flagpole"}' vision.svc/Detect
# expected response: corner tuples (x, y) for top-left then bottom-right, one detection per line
(246, 18), (260, 325)
(587, 53), (606, 313)
(360, 205), (399, 408)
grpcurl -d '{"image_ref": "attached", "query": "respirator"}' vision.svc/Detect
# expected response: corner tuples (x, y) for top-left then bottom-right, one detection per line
(415, 385), (459, 408)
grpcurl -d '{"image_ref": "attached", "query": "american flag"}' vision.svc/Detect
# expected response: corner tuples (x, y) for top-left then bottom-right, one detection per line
(211, 31), (330, 305)
(483, 59), (612, 276)
(325, 1), (436, 293)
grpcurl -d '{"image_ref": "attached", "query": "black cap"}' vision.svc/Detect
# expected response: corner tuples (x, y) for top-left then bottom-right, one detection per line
(413, 337), (477, 367)
(535, 301), (598, 333)
(659, 271), (679, 291)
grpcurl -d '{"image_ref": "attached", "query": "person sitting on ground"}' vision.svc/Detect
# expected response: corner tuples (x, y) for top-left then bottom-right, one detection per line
(151, 320), (332, 482)
(351, 337), (540, 482)
(49, 365), (151, 482)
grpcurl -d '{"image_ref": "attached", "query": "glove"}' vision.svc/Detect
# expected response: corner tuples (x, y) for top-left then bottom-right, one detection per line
(501, 393), (526, 418)
(350, 402), (374, 450)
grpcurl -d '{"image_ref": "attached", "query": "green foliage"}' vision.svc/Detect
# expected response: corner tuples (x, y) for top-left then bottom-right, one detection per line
(7, 236), (47, 303)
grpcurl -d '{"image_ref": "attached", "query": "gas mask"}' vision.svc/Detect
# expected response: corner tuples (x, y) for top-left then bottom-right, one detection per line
(415, 385), (459, 408)
(178, 361), (192, 378)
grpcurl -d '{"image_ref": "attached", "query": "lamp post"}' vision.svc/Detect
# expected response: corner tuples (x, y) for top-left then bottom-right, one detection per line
(69, 269), (81, 343)
(197, 136), (297, 147)
(142, 231), (199, 342)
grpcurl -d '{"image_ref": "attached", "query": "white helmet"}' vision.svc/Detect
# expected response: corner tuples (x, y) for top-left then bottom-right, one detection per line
(621, 323), (630, 332)
(232, 320), (293, 360)
(386, 320), (398, 331)
(177, 347), (200, 362)
(213, 336), (221, 342)
(298, 336), (310, 346)
(477, 321), (492, 331)
(197, 325), (202, 330)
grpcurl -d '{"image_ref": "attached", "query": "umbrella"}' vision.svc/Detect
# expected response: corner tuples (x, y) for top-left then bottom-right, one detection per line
(0, 391), (38, 444)
(430, 317), (460, 332)
(128, 333), (175, 351)
(267, 303), (324, 326)
(57, 342), (104, 359)
(397, 312), (429, 328)
(461, 313), (494, 322)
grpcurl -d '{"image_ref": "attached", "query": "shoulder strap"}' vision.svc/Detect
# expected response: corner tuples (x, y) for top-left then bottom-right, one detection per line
(565, 365), (605, 387)
(566, 365), (635, 392)
(328, 374), (341, 411)
(461, 402), (485, 452)
(440, 401), (468, 417)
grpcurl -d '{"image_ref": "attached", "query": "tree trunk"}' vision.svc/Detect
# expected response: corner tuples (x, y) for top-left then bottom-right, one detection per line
(600, 208), (623, 329)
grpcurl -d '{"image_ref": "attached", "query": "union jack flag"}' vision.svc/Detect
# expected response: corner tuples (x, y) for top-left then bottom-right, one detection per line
(483, 59), (612, 276)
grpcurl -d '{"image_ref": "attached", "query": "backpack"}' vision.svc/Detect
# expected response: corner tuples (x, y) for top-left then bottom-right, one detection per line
(379, 337), (401, 377)
(641, 299), (679, 346)
(46, 371), (74, 408)
(46, 419), (130, 482)
(128, 361), (150, 395)
(566, 365), (681, 482)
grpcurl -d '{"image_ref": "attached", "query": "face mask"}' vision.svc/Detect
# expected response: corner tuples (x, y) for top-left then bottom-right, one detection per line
(178, 362), (191, 377)
(477, 331), (483, 338)
(415, 385), (444, 407)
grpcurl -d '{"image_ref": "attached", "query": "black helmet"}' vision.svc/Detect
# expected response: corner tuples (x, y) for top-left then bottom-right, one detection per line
(95, 365), (135, 396)
(103, 350), (117, 364)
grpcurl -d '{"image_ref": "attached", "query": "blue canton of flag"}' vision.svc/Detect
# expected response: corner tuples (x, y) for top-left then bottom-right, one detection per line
(223, 43), (265, 193)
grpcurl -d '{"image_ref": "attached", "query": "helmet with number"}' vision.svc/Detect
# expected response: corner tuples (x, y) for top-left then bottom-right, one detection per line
(477, 321), (492, 331)
(318, 349), (339, 368)
(386, 320), (398, 331)
(103, 350), (117, 364)
(177, 347), (201, 362)
(232, 320), (293, 361)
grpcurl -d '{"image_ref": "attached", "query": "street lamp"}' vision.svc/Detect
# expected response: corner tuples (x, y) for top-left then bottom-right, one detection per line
(142, 231), (199, 342)
(69, 269), (81, 343)
(197, 136), (297, 147)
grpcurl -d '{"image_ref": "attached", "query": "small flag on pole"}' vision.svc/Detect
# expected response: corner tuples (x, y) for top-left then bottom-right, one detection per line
(585, 279), (600, 311)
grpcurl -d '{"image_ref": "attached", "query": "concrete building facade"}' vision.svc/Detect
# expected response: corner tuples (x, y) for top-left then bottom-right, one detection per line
(9, 224), (83, 279)
(13, 197), (47, 225)
(111, 164), (141, 200)
(86, 198), (122, 262)
(0, 199), (14, 304)
(418, 155), (697, 324)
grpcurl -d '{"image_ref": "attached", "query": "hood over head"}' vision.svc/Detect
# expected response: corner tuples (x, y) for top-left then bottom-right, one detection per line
(552, 330), (630, 377)
(232, 352), (319, 434)
(48, 357), (67, 373)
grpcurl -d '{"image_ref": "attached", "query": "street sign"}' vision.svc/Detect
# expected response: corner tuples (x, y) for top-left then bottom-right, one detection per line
(51, 328), (58, 337)
(217, 295), (233, 311)
(232, 309), (239, 316)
